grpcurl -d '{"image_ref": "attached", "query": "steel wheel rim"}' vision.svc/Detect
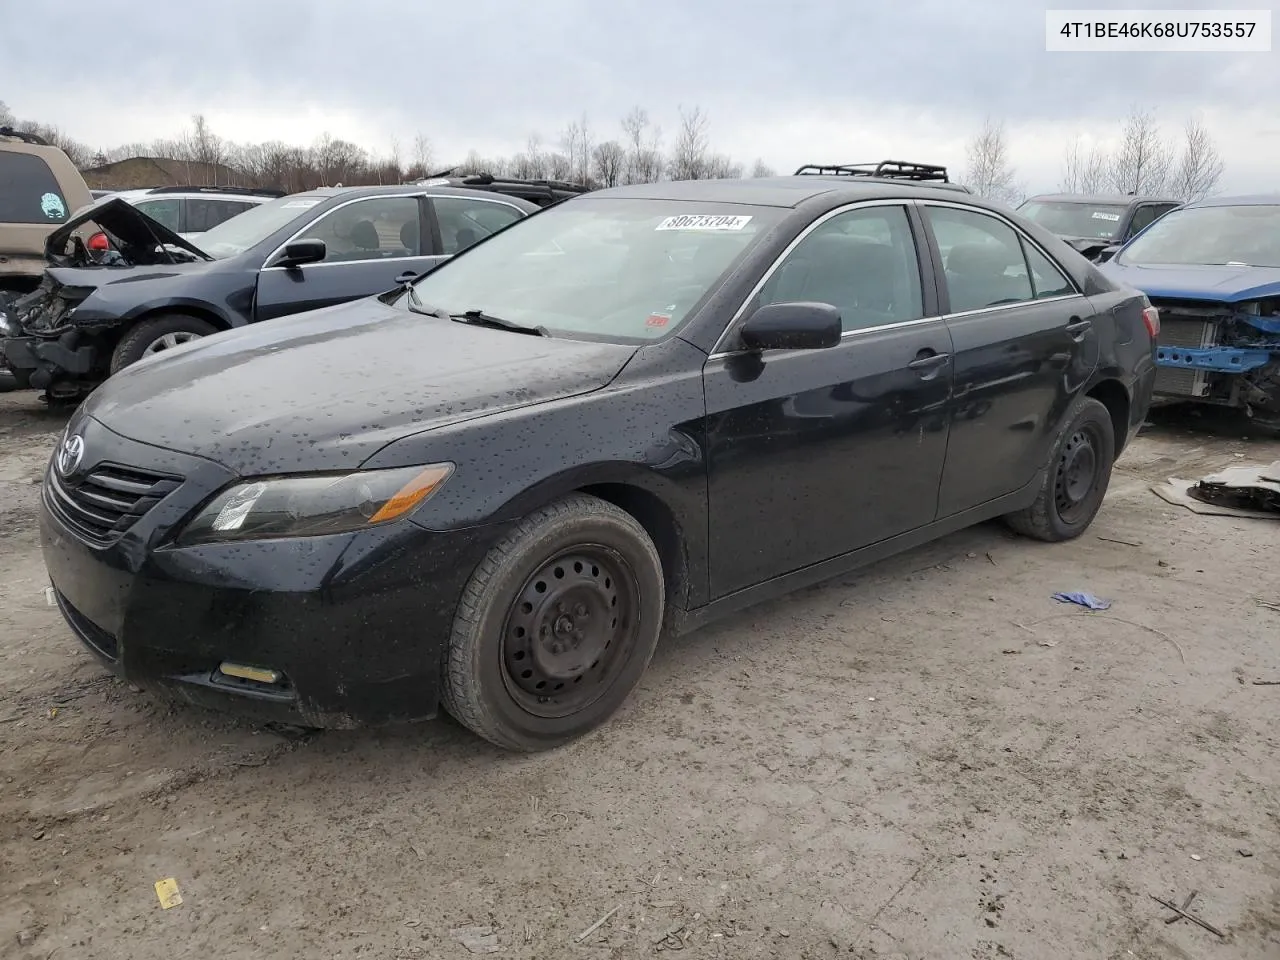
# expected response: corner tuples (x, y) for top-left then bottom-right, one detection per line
(143, 331), (202, 355)
(500, 545), (640, 720)
(1054, 424), (1101, 523)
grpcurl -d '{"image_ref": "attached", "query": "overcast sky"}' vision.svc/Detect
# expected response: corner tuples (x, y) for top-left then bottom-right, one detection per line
(3, 0), (1277, 193)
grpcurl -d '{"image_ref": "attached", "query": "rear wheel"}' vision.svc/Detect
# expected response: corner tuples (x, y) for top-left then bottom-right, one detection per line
(110, 314), (217, 373)
(442, 494), (664, 752)
(1005, 396), (1115, 542)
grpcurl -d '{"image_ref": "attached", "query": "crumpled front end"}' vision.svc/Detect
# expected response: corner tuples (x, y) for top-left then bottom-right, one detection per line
(1151, 297), (1280, 425)
(0, 273), (105, 394)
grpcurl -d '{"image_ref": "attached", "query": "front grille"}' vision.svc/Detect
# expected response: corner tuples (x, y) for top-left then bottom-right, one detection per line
(44, 462), (183, 545)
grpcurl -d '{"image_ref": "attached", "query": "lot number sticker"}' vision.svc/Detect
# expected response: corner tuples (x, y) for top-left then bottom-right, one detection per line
(1091, 211), (1121, 221)
(656, 214), (752, 231)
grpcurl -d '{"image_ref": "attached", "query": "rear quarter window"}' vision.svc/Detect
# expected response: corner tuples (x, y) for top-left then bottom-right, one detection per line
(0, 152), (71, 224)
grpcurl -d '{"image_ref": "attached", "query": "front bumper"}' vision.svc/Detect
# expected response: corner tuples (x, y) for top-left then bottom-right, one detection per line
(2, 332), (97, 389)
(38, 415), (501, 729)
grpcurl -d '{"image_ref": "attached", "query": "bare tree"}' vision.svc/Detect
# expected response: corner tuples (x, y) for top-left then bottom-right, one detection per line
(1107, 107), (1172, 195)
(705, 154), (743, 179)
(1168, 117), (1224, 202)
(667, 105), (711, 181)
(620, 107), (663, 184)
(1059, 136), (1110, 193)
(188, 114), (224, 175)
(0, 100), (13, 127)
(562, 114), (593, 185)
(591, 140), (625, 188)
(408, 133), (434, 179)
(546, 150), (572, 181)
(749, 158), (776, 178)
(962, 117), (1022, 205)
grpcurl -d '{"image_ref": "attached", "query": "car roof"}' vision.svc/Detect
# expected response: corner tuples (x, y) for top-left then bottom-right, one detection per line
(298, 183), (540, 207)
(587, 176), (978, 208)
(1182, 193), (1280, 208)
(1025, 193), (1179, 205)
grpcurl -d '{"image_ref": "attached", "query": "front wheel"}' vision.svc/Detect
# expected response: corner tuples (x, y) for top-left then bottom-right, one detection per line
(442, 494), (665, 751)
(1005, 396), (1116, 542)
(110, 314), (217, 373)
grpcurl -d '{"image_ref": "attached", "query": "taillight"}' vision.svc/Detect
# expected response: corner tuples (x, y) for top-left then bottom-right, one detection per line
(1141, 305), (1160, 339)
(87, 232), (109, 252)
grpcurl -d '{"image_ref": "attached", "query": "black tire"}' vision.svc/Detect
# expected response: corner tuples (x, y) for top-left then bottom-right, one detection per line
(1005, 396), (1116, 542)
(110, 314), (217, 373)
(442, 494), (664, 752)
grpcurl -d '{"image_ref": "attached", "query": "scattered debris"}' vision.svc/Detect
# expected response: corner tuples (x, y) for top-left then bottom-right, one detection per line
(1052, 592), (1112, 611)
(449, 924), (501, 954)
(986, 552), (997, 565)
(1238, 849), (1254, 858)
(1018, 613), (1186, 664)
(1190, 854), (1202, 861)
(1001, 648), (1021, 655)
(154, 878), (183, 909)
(44, 586), (55, 606)
(574, 903), (622, 943)
(1163, 889), (1198, 925)
(1255, 599), (1280, 613)
(1152, 477), (1280, 520)
(1037, 639), (1058, 648)
(1251, 679), (1280, 686)
(1097, 536), (1142, 547)
(1189, 460), (1280, 514)
(1150, 893), (1226, 938)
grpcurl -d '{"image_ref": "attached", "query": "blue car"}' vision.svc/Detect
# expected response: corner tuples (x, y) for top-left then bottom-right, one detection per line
(1097, 194), (1280, 427)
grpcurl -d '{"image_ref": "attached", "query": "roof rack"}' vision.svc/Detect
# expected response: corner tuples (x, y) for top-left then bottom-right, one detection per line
(0, 126), (52, 146)
(142, 184), (286, 198)
(794, 160), (952, 183)
(420, 169), (591, 202)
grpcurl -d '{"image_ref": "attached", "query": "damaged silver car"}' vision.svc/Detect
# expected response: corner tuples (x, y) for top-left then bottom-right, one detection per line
(0, 185), (537, 400)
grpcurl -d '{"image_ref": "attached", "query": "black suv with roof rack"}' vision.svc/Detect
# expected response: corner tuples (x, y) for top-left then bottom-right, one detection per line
(411, 171), (591, 207)
(794, 160), (974, 193)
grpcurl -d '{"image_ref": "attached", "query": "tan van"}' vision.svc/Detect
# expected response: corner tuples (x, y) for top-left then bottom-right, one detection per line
(0, 128), (93, 295)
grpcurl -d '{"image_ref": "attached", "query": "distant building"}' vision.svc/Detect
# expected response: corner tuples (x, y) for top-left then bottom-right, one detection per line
(81, 156), (243, 190)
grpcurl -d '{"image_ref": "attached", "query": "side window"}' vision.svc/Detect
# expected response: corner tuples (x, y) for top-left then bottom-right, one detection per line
(755, 205), (924, 333)
(186, 198), (254, 233)
(133, 198), (181, 232)
(434, 197), (524, 255)
(924, 206), (1034, 313)
(295, 197), (421, 263)
(1020, 240), (1076, 299)
(0, 152), (70, 223)
(1127, 204), (1158, 237)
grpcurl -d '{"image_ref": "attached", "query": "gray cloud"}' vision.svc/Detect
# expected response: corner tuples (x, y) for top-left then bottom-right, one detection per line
(3, 0), (1276, 187)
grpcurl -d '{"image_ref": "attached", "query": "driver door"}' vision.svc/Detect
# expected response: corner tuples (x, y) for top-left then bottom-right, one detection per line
(254, 195), (444, 322)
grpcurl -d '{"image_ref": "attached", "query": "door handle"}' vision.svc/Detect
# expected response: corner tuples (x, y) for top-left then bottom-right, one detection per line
(907, 351), (950, 371)
(395, 270), (418, 285)
(1065, 318), (1092, 339)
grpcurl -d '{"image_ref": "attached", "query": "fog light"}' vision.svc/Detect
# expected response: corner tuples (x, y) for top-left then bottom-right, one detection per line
(217, 662), (283, 685)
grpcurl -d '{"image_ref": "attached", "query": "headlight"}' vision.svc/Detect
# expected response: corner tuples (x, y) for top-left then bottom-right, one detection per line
(177, 463), (454, 545)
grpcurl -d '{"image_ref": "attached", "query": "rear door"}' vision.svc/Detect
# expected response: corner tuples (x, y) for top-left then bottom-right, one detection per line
(919, 202), (1100, 516)
(702, 202), (954, 598)
(253, 194), (443, 322)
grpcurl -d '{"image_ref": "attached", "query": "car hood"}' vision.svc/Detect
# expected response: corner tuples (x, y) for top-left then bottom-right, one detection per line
(1098, 260), (1280, 303)
(45, 197), (212, 267)
(82, 298), (639, 474)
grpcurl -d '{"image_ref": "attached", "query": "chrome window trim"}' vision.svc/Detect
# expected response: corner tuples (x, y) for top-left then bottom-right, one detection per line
(705, 198), (927, 358)
(941, 292), (1084, 321)
(260, 193), (527, 271)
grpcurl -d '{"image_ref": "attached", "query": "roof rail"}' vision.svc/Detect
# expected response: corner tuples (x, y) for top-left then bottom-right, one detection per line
(143, 184), (286, 198)
(794, 160), (952, 183)
(0, 126), (52, 146)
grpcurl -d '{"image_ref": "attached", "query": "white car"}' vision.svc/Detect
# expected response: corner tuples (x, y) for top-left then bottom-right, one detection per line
(88, 185), (282, 244)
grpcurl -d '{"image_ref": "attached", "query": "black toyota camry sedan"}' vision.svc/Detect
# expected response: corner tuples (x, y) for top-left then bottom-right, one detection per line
(40, 174), (1158, 751)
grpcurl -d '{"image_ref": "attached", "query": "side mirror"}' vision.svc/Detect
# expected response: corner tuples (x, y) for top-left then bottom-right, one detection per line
(272, 238), (326, 269)
(739, 301), (841, 351)
(1096, 244), (1121, 263)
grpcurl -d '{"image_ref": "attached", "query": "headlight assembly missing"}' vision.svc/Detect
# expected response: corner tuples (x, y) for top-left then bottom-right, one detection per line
(178, 463), (454, 544)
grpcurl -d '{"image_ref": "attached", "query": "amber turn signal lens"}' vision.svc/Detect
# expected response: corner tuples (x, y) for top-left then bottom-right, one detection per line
(367, 464), (455, 524)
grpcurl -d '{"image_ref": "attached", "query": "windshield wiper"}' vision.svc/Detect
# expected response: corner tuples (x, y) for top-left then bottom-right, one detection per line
(451, 309), (549, 337)
(403, 284), (451, 320)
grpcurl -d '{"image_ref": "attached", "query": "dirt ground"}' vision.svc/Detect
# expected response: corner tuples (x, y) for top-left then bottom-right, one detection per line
(1, 390), (1277, 960)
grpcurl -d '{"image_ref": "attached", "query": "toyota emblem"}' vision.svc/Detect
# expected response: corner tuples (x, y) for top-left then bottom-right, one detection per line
(56, 433), (85, 477)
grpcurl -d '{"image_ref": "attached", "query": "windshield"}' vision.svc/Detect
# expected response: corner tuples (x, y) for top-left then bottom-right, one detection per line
(1017, 200), (1128, 240)
(1118, 204), (1280, 268)
(401, 198), (783, 342)
(193, 194), (326, 258)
